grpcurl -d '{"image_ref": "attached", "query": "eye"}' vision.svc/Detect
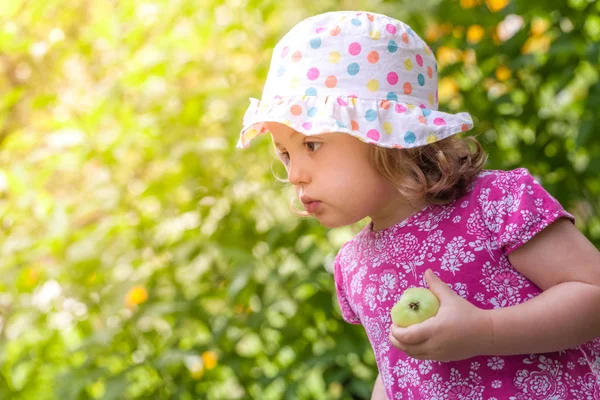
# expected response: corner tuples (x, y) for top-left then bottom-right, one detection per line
(304, 141), (322, 153)
(278, 151), (290, 166)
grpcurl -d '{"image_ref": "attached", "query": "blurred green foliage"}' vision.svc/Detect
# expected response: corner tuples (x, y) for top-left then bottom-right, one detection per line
(0, 0), (598, 398)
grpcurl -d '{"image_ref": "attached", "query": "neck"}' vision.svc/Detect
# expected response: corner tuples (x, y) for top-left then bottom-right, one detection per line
(370, 197), (429, 231)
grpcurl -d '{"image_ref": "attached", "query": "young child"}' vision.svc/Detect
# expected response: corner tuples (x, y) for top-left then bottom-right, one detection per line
(237, 10), (600, 399)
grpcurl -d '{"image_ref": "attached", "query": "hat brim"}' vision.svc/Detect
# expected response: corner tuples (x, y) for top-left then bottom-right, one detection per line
(237, 95), (474, 149)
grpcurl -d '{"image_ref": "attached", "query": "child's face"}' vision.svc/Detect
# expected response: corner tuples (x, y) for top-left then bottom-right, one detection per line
(267, 122), (417, 230)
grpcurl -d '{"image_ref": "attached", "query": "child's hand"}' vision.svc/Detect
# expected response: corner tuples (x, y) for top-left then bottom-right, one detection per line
(388, 269), (492, 362)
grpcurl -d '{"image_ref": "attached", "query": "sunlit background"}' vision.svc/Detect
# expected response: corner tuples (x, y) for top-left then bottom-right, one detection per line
(1, 0), (599, 398)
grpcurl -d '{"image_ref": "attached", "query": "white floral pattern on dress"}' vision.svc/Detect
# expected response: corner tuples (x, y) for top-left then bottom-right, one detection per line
(332, 169), (600, 399)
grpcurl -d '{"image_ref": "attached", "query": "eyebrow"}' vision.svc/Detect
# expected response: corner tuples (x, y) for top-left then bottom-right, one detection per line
(274, 130), (300, 148)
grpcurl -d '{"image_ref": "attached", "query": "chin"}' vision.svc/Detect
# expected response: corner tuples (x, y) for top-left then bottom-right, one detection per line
(315, 215), (359, 229)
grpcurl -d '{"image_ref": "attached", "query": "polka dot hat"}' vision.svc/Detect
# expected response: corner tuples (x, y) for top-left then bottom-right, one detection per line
(237, 10), (474, 149)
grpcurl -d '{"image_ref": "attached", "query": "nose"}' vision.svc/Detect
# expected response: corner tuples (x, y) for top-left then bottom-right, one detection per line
(287, 157), (311, 186)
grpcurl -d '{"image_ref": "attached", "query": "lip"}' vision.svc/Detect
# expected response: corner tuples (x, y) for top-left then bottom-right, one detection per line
(300, 195), (322, 213)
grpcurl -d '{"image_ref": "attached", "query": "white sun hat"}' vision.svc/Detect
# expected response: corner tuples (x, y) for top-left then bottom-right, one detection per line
(237, 10), (474, 149)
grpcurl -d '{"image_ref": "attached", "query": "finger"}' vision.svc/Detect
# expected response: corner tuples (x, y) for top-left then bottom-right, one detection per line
(388, 332), (403, 350)
(388, 334), (431, 359)
(390, 323), (430, 345)
(424, 269), (455, 300)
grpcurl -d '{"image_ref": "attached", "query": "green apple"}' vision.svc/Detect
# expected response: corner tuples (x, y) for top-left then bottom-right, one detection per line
(391, 287), (440, 327)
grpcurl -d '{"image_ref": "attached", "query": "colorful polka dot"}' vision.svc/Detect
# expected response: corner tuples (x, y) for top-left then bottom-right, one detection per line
(426, 135), (438, 144)
(416, 54), (423, 67)
(290, 105), (302, 115)
(290, 77), (299, 88)
(380, 100), (391, 110)
(310, 37), (322, 49)
(462, 123), (470, 131)
(367, 129), (380, 141)
(347, 62), (360, 75)
(403, 82), (412, 95)
(383, 122), (393, 134)
(429, 93), (435, 105)
(388, 40), (399, 53)
(351, 120), (359, 130)
(330, 26), (341, 36)
(402, 32), (409, 44)
(387, 92), (398, 101)
(307, 107), (318, 117)
(370, 30), (381, 40)
(386, 24), (397, 34)
(365, 109), (377, 121)
(422, 108), (432, 117)
(367, 13), (375, 22)
(277, 66), (285, 76)
(418, 74), (425, 86)
(367, 79), (379, 92)
(329, 51), (341, 64)
(349, 42), (362, 56)
(387, 72), (398, 85)
(336, 120), (347, 128)
(368, 51), (380, 63)
(418, 115), (426, 124)
(404, 131), (416, 144)
(292, 51), (302, 63)
(325, 75), (338, 88)
(307, 68), (320, 80)
(395, 104), (407, 113)
(434, 118), (446, 126)
(404, 59), (413, 70)
(281, 46), (289, 58)
(351, 18), (362, 26)
(305, 87), (317, 96)
(337, 97), (348, 106)
(302, 122), (313, 130)
(427, 66), (433, 79)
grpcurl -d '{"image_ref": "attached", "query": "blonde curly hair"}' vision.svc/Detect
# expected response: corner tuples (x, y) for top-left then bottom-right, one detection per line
(369, 135), (488, 206)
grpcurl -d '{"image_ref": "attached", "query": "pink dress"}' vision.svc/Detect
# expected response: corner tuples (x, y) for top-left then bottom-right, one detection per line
(333, 168), (600, 399)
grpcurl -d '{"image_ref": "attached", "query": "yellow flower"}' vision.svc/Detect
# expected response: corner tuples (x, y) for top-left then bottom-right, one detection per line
(202, 351), (218, 370)
(485, 0), (509, 12)
(531, 17), (550, 36)
(125, 285), (148, 307)
(467, 25), (485, 44)
(460, 0), (481, 8)
(521, 34), (551, 54)
(496, 65), (512, 81)
(438, 77), (460, 102)
(436, 46), (462, 67)
(25, 268), (40, 287)
(426, 24), (442, 42)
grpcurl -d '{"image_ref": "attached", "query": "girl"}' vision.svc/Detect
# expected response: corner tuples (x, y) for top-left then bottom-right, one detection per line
(237, 10), (600, 400)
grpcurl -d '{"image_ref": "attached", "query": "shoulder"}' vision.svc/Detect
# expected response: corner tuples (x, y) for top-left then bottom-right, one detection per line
(462, 167), (555, 206)
(469, 168), (538, 194)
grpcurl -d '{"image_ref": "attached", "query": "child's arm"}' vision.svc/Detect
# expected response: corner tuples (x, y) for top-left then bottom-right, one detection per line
(389, 218), (600, 361)
(370, 373), (386, 400)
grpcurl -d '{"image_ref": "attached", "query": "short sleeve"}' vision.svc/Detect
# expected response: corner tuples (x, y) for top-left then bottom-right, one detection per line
(333, 250), (361, 325)
(480, 168), (575, 255)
